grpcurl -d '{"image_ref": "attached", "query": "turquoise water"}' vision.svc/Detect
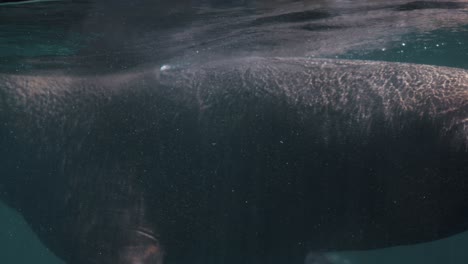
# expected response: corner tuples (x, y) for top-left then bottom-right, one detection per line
(340, 25), (468, 69)
(0, 202), (63, 263)
(1, 0), (468, 263)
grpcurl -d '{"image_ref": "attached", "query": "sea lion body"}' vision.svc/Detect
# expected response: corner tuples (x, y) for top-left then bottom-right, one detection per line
(1, 58), (467, 264)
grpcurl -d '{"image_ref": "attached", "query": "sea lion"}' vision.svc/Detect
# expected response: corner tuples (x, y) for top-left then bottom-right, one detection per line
(0, 57), (467, 264)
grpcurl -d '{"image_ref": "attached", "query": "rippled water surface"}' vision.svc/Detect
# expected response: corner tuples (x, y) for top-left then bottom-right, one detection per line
(0, 0), (467, 71)
(0, 0), (468, 263)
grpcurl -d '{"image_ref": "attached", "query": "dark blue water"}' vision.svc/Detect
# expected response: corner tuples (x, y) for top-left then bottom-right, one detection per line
(0, 0), (467, 263)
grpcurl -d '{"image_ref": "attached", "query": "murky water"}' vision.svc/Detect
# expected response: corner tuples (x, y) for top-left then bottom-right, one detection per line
(0, 0), (467, 263)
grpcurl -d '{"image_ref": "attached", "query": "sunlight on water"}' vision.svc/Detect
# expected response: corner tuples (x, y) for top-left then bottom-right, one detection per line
(339, 26), (468, 69)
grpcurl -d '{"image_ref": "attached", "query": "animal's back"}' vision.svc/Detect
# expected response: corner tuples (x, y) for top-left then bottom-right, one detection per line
(0, 57), (467, 264)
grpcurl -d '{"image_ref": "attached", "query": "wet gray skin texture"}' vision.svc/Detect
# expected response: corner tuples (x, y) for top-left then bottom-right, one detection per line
(0, 57), (468, 264)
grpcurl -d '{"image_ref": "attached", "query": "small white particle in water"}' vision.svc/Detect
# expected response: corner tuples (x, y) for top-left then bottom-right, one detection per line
(401, 42), (406, 46)
(424, 46), (427, 50)
(196, 50), (199, 54)
(381, 48), (386, 51)
(211, 142), (217, 146)
(436, 44), (440, 47)
(160, 65), (171, 71)
(280, 140), (284, 144)
(245, 200), (248, 204)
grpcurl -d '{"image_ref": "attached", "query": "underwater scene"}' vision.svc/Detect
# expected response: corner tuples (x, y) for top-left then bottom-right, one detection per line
(0, 0), (468, 263)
